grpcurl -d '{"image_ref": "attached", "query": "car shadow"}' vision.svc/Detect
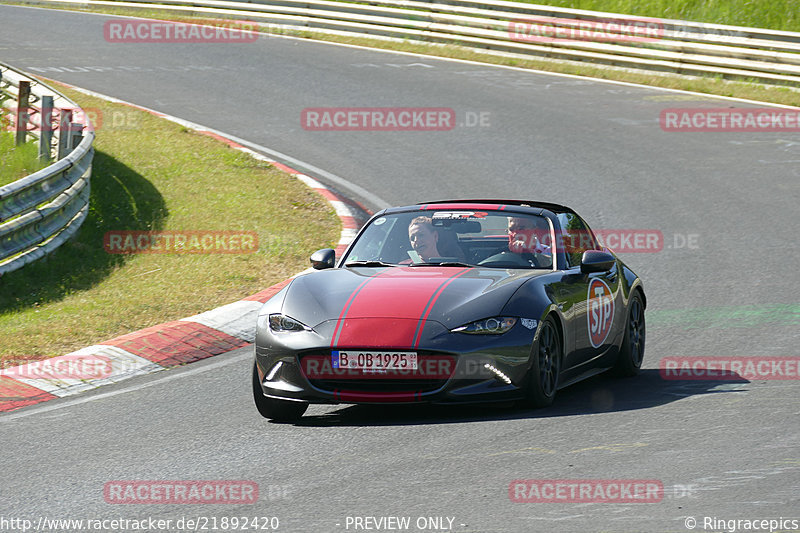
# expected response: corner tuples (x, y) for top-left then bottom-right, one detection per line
(285, 369), (750, 427)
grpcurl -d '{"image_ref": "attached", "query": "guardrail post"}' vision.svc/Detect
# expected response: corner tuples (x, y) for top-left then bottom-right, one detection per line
(57, 108), (72, 160)
(70, 122), (84, 150)
(39, 95), (54, 162)
(15, 80), (30, 146)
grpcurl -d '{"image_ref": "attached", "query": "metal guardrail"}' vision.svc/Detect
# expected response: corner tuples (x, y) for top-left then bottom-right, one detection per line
(0, 4), (792, 273)
(0, 62), (94, 276)
(15, 0), (800, 86)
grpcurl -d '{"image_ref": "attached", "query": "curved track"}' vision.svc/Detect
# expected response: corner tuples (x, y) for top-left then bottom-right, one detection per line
(1, 6), (798, 533)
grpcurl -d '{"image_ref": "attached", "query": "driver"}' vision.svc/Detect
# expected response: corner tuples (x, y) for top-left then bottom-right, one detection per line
(508, 216), (551, 255)
(476, 216), (552, 267)
(408, 216), (441, 262)
(497, 216), (552, 267)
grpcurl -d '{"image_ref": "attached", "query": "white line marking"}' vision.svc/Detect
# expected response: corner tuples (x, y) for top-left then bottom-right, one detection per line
(27, 82), (391, 211)
(4, 345), (162, 397)
(213, 133), (391, 210)
(4, 3), (797, 111)
(180, 300), (263, 342)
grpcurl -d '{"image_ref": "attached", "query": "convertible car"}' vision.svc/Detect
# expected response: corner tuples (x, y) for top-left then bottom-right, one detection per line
(253, 200), (646, 420)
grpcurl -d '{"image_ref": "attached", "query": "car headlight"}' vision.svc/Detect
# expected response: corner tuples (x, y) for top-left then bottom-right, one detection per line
(268, 314), (310, 332)
(451, 317), (517, 334)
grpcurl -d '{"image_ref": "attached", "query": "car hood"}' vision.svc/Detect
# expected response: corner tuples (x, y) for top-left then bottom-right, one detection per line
(282, 266), (548, 334)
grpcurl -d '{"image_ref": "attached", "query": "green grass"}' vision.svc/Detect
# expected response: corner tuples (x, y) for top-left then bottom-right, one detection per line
(0, 86), (340, 359)
(329, 0), (800, 32)
(0, 131), (47, 187)
(514, 0), (800, 33)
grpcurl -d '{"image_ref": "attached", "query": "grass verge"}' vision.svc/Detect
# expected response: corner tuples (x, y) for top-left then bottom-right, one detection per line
(0, 131), (47, 187)
(0, 86), (340, 360)
(513, 0), (799, 33)
(5, 2), (799, 108)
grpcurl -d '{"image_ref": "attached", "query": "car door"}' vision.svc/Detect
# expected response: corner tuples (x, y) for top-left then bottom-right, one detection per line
(555, 213), (621, 373)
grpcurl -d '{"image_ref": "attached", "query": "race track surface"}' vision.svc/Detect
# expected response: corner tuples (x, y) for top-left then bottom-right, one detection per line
(1, 6), (798, 533)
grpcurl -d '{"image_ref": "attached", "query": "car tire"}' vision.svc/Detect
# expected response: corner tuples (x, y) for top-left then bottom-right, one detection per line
(525, 315), (561, 408)
(252, 362), (308, 421)
(612, 290), (645, 377)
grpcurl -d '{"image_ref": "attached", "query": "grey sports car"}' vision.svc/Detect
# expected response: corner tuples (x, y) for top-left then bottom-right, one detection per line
(253, 200), (646, 421)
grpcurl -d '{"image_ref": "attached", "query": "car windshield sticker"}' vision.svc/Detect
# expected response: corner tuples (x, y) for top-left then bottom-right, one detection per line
(587, 278), (614, 348)
(431, 211), (488, 220)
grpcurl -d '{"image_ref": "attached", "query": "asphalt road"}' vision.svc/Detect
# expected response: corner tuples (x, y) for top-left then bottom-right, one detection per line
(1, 5), (798, 533)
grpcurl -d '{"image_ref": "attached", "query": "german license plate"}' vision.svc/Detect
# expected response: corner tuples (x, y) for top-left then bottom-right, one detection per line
(332, 351), (418, 371)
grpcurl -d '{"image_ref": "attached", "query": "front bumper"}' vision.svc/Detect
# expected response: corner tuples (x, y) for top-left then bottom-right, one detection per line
(254, 318), (539, 405)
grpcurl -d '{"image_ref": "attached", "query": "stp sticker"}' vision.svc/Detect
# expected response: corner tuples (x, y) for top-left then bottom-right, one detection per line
(587, 279), (614, 348)
(431, 211), (488, 220)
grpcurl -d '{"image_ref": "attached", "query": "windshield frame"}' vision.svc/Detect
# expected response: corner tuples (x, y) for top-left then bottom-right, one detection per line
(339, 206), (561, 271)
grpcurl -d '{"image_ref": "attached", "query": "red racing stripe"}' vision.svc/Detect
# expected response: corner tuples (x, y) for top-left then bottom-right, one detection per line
(330, 271), (385, 347)
(333, 267), (468, 349)
(412, 268), (472, 348)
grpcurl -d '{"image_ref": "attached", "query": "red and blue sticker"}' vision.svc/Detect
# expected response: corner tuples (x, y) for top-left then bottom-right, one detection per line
(587, 278), (614, 348)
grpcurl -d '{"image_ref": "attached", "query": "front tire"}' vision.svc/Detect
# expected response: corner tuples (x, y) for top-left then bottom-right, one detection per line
(612, 291), (645, 377)
(525, 315), (561, 407)
(252, 362), (308, 421)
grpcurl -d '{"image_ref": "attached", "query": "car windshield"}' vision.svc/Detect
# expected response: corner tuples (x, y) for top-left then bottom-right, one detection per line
(343, 209), (553, 269)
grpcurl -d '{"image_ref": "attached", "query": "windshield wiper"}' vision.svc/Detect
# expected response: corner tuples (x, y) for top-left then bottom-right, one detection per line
(344, 260), (396, 267)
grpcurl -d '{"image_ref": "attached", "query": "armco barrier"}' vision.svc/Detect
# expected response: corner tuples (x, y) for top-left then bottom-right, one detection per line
(13, 0), (800, 86)
(0, 62), (94, 276)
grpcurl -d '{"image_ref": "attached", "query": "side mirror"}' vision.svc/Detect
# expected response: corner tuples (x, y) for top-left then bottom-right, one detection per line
(580, 250), (615, 274)
(310, 248), (336, 270)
